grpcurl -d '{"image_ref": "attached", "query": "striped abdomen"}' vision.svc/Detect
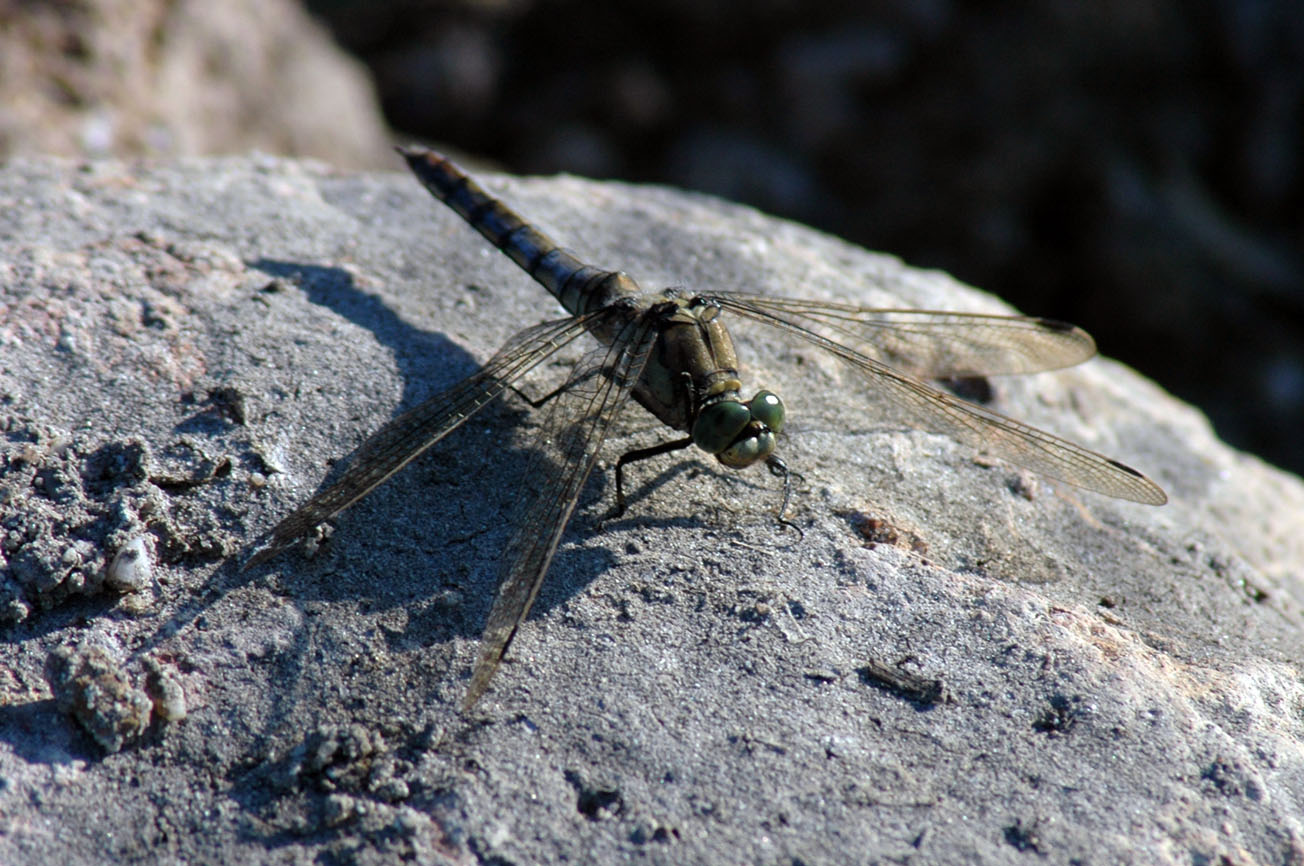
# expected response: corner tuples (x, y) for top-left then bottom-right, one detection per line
(399, 147), (639, 318)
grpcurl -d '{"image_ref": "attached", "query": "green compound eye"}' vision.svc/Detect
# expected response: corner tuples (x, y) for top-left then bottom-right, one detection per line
(717, 429), (777, 468)
(748, 390), (784, 435)
(692, 401), (751, 454)
(691, 391), (785, 467)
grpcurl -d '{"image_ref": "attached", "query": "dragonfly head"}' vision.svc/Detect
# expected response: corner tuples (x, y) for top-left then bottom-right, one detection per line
(691, 390), (786, 468)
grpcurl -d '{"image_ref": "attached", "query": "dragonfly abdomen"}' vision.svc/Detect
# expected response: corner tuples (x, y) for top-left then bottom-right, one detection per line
(400, 147), (637, 318)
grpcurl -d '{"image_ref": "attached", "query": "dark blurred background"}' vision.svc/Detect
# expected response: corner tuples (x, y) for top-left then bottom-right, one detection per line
(3, 0), (1301, 476)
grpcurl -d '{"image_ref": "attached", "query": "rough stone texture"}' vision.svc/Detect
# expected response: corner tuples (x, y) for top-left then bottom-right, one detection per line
(1, 156), (1301, 864)
(0, 0), (391, 168)
(44, 642), (154, 754)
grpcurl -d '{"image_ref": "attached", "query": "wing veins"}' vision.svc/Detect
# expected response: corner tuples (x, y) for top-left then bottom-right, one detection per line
(710, 294), (1096, 377)
(244, 314), (601, 569)
(714, 297), (1166, 505)
(462, 311), (660, 708)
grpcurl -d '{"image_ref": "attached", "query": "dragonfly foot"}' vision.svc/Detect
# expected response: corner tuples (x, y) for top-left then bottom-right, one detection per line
(764, 455), (804, 541)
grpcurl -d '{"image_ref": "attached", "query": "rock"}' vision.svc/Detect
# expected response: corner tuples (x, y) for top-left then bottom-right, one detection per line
(105, 535), (153, 593)
(143, 658), (188, 722)
(44, 644), (153, 754)
(0, 0), (391, 168)
(0, 155), (1300, 864)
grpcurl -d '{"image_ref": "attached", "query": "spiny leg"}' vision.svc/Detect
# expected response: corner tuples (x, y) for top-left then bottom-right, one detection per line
(609, 443), (800, 536)
(507, 364), (604, 410)
(765, 455), (803, 540)
(607, 366), (698, 518)
(609, 436), (695, 519)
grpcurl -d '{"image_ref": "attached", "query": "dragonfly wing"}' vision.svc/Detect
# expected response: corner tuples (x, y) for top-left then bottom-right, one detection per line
(243, 314), (598, 570)
(711, 293), (1097, 378)
(463, 309), (660, 709)
(714, 296), (1167, 505)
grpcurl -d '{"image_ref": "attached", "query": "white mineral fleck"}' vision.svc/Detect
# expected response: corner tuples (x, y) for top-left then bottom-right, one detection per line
(105, 535), (152, 592)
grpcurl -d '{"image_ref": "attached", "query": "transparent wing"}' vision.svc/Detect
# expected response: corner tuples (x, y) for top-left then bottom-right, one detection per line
(243, 314), (600, 570)
(712, 295), (1167, 505)
(463, 311), (660, 709)
(710, 293), (1096, 378)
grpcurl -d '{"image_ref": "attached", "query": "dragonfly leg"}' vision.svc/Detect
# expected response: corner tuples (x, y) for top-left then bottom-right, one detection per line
(610, 436), (694, 518)
(507, 365), (605, 409)
(765, 455), (804, 539)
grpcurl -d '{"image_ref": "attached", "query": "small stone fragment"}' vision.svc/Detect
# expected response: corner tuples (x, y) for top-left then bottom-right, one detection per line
(0, 572), (31, 624)
(105, 535), (152, 592)
(143, 657), (187, 721)
(44, 645), (152, 753)
(323, 793), (359, 827)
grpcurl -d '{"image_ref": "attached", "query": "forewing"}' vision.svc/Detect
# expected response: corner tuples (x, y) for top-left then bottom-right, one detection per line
(711, 294), (1096, 378)
(714, 296), (1167, 505)
(462, 309), (660, 709)
(243, 314), (598, 569)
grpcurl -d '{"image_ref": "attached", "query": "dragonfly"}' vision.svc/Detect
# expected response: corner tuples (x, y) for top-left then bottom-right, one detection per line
(245, 146), (1167, 709)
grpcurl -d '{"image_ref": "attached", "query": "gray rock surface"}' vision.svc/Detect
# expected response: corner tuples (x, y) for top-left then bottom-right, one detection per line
(0, 1), (391, 168)
(1, 156), (1301, 864)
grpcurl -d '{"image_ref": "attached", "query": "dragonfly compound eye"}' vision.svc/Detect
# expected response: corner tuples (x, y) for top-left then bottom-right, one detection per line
(748, 390), (785, 435)
(694, 391), (785, 469)
(692, 400), (751, 454)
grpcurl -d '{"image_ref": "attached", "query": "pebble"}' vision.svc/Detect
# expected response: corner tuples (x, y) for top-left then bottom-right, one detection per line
(105, 535), (152, 592)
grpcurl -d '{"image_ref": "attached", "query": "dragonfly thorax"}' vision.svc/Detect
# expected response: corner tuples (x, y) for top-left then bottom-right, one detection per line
(692, 389), (785, 468)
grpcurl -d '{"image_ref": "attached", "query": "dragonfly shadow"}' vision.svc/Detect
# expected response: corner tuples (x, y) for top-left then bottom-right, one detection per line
(131, 259), (637, 729)
(250, 259), (479, 410)
(239, 258), (621, 600)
